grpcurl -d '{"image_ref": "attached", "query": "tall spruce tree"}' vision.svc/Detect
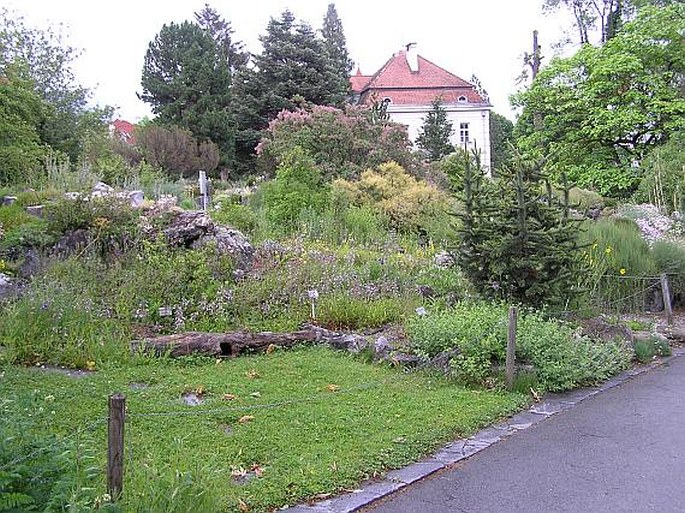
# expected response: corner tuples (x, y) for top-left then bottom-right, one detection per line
(416, 97), (454, 161)
(321, 4), (353, 101)
(252, 10), (347, 119)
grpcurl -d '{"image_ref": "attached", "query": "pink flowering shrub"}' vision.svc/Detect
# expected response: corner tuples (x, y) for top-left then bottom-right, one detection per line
(256, 105), (417, 180)
(618, 204), (683, 245)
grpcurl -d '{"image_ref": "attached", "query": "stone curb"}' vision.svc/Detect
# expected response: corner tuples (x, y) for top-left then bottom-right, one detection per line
(281, 348), (685, 513)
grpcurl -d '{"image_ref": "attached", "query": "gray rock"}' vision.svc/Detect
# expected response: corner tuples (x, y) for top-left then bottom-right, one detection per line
(200, 225), (254, 267)
(2, 196), (17, 206)
(128, 190), (144, 208)
(325, 332), (368, 353)
(429, 347), (461, 374)
(0, 272), (13, 300)
(374, 336), (394, 360)
(391, 352), (422, 368)
(578, 316), (634, 344)
(434, 250), (455, 268)
(417, 285), (434, 298)
(54, 229), (90, 256)
(164, 210), (213, 247)
(25, 205), (44, 218)
(92, 182), (114, 196)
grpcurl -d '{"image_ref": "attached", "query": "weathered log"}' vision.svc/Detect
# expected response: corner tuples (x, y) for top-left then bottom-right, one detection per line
(131, 329), (320, 358)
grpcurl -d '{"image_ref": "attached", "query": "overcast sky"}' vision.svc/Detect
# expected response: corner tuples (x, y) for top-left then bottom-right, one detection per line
(4, 0), (575, 122)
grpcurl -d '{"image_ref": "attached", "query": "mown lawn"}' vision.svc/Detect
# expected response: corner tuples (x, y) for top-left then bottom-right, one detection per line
(0, 346), (528, 512)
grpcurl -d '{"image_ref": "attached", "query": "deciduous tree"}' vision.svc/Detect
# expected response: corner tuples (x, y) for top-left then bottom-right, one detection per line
(514, 4), (685, 197)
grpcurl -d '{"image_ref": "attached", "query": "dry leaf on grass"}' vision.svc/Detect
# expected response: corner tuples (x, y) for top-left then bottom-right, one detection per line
(265, 344), (277, 354)
(250, 391), (261, 398)
(238, 499), (250, 512)
(326, 384), (340, 392)
(238, 415), (255, 424)
(222, 393), (237, 401)
(250, 463), (265, 477)
(530, 387), (542, 402)
(246, 369), (260, 379)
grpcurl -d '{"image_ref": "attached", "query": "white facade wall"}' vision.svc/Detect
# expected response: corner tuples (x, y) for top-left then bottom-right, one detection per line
(386, 104), (491, 171)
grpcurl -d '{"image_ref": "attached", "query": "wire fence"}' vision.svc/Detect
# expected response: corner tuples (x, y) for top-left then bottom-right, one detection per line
(1, 273), (676, 503)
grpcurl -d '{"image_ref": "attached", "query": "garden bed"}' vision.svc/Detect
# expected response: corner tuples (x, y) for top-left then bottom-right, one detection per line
(0, 346), (527, 512)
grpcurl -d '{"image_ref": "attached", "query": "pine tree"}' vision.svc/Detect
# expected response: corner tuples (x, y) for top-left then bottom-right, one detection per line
(447, 148), (583, 308)
(140, 21), (237, 173)
(321, 3), (353, 100)
(416, 97), (454, 161)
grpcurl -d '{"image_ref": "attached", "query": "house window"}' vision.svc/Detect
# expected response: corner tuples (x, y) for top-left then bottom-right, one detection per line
(460, 122), (470, 145)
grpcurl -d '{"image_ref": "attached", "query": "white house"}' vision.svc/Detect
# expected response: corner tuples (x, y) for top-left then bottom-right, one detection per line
(351, 44), (492, 170)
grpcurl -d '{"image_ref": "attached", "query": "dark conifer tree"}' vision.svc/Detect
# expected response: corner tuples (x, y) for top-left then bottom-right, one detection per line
(416, 97), (454, 161)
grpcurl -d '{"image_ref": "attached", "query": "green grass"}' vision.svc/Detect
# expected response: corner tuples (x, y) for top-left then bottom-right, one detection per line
(0, 347), (527, 512)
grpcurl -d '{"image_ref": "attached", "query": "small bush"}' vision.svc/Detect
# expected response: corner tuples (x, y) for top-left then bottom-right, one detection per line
(1, 218), (54, 252)
(633, 339), (656, 363)
(0, 204), (34, 232)
(406, 302), (632, 391)
(211, 201), (258, 236)
(316, 295), (412, 330)
(581, 218), (656, 310)
(261, 147), (329, 234)
(334, 161), (451, 239)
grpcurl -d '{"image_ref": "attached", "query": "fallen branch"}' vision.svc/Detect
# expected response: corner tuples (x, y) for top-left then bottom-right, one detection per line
(130, 325), (369, 358)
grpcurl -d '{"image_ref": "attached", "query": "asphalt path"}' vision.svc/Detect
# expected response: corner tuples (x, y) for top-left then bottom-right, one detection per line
(364, 355), (685, 513)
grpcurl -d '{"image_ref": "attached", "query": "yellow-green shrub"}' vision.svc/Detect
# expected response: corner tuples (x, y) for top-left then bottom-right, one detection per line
(333, 161), (451, 240)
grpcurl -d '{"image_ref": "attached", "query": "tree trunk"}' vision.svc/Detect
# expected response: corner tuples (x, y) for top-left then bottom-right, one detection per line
(130, 325), (369, 358)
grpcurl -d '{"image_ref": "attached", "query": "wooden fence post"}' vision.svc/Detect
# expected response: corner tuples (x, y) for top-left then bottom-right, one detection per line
(107, 393), (126, 500)
(661, 274), (673, 326)
(506, 307), (517, 391)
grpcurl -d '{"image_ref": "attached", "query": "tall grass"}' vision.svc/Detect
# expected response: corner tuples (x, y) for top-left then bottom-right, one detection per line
(652, 239), (685, 306)
(580, 218), (657, 311)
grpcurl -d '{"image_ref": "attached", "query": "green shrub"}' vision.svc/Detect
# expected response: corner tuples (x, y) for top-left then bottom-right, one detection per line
(406, 302), (632, 391)
(296, 204), (389, 247)
(556, 187), (604, 212)
(0, 278), (130, 368)
(13, 189), (63, 208)
(633, 339), (656, 363)
(0, 204), (34, 231)
(211, 202), (258, 236)
(1, 218), (54, 251)
(43, 196), (141, 256)
(261, 147), (329, 234)
(652, 239), (685, 304)
(333, 161), (452, 239)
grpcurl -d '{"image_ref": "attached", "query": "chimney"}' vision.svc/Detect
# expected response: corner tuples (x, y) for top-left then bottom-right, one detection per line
(405, 42), (418, 72)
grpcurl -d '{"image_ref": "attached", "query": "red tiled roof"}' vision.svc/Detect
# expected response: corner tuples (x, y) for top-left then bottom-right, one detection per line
(355, 50), (486, 106)
(112, 119), (136, 145)
(350, 68), (371, 93)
